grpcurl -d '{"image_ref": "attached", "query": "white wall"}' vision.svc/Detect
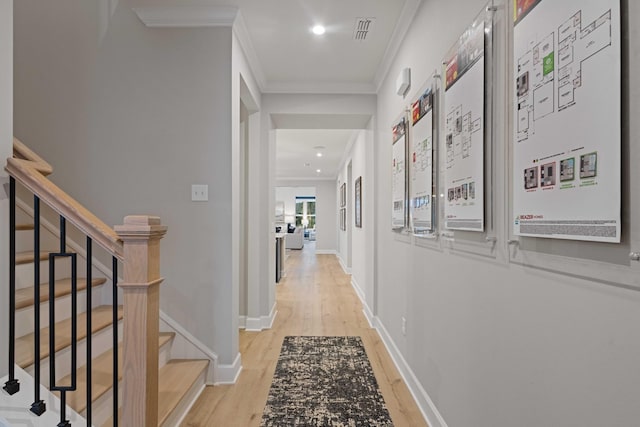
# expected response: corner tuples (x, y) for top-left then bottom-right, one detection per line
(276, 180), (336, 252)
(13, 1), (240, 365)
(336, 129), (375, 312)
(374, 1), (640, 427)
(0, 0), (13, 379)
(275, 186), (316, 224)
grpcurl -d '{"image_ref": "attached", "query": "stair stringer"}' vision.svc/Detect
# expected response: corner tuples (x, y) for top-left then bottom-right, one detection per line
(159, 312), (220, 384)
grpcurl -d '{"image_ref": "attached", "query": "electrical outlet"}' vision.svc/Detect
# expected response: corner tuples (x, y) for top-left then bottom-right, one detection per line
(191, 184), (208, 201)
(401, 316), (407, 336)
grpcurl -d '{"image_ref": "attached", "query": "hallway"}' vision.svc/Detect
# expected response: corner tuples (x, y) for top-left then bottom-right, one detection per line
(181, 246), (427, 426)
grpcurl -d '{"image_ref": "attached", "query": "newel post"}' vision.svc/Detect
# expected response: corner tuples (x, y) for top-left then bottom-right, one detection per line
(114, 215), (167, 427)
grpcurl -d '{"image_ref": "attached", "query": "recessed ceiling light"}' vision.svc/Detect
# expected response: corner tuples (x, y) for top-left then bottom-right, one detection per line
(316, 152), (323, 157)
(316, 169), (322, 173)
(312, 25), (326, 36)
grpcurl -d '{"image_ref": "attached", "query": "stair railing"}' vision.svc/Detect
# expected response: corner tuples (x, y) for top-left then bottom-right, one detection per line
(4, 138), (167, 426)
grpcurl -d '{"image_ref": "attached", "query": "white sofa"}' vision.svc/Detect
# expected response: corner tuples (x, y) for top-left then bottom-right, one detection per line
(285, 228), (304, 249)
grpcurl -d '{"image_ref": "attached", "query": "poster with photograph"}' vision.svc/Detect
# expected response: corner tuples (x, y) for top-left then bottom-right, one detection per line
(409, 84), (435, 234)
(392, 116), (408, 230)
(443, 10), (486, 232)
(513, 0), (621, 242)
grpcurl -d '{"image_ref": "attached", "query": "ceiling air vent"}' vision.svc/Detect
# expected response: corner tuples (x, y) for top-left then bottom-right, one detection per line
(353, 17), (375, 41)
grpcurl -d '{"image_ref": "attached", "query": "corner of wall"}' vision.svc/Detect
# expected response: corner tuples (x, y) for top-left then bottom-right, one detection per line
(0, 0), (12, 378)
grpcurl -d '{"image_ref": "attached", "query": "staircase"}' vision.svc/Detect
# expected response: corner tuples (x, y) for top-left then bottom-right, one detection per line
(2, 139), (209, 426)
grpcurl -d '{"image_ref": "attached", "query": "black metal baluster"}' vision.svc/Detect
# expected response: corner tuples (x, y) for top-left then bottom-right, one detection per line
(86, 237), (93, 426)
(3, 177), (19, 395)
(30, 196), (45, 416)
(112, 257), (119, 427)
(49, 217), (76, 427)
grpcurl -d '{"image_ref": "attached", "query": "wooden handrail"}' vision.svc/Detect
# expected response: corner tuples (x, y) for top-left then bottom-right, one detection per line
(5, 144), (123, 260)
(12, 137), (53, 176)
(6, 140), (167, 426)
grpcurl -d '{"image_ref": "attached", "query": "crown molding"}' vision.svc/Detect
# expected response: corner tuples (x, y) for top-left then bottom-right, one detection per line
(374, 0), (423, 92)
(264, 80), (377, 95)
(276, 176), (338, 182)
(133, 6), (238, 28)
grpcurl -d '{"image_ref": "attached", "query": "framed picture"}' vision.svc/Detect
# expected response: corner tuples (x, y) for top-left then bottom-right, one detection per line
(355, 176), (362, 228)
(340, 208), (346, 231)
(340, 183), (346, 207)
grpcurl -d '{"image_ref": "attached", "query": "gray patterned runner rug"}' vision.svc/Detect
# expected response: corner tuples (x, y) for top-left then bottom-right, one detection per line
(261, 336), (394, 426)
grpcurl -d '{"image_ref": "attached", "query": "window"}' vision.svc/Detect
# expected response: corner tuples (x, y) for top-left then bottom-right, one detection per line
(295, 197), (316, 229)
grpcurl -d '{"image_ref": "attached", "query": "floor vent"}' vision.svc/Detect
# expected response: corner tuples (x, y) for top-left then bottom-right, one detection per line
(353, 17), (375, 41)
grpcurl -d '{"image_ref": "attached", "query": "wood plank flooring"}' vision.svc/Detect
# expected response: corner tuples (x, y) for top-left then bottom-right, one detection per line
(181, 243), (427, 427)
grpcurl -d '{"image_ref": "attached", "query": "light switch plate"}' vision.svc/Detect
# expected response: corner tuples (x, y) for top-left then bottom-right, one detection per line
(191, 184), (208, 201)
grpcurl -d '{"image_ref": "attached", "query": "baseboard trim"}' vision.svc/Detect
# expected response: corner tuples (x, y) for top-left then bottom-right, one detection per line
(262, 303), (277, 329)
(375, 318), (448, 427)
(337, 254), (351, 274)
(315, 249), (337, 255)
(351, 277), (365, 302)
(240, 303), (277, 331)
(245, 316), (262, 331)
(215, 352), (243, 385)
(350, 277), (375, 328)
(362, 304), (376, 329)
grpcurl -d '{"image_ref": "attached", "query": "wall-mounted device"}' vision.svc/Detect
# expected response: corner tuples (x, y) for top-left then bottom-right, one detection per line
(396, 67), (411, 97)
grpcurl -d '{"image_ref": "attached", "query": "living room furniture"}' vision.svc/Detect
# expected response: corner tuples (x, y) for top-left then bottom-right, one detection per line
(286, 227), (304, 249)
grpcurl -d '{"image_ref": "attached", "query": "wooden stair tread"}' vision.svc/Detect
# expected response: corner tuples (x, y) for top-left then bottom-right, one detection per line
(103, 359), (209, 427)
(15, 305), (124, 368)
(63, 332), (175, 414)
(158, 359), (209, 425)
(16, 251), (50, 265)
(15, 277), (107, 310)
(16, 223), (35, 231)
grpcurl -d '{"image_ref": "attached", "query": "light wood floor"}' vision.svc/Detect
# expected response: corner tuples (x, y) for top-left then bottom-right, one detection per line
(181, 243), (428, 427)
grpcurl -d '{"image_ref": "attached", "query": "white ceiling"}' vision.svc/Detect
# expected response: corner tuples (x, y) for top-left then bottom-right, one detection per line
(276, 129), (359, 180)
(134, 0), (417, 179)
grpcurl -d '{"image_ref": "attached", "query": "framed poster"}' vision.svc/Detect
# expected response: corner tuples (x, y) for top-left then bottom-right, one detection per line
(340, 208), (346, 231)
(340, 183), (346, 207)
(512, 0), (621, 242)
(355, 176), (362, 228)
(442, 5), (488, 232)
(391, 115), (408, 230)
(409, 82), (436, 235)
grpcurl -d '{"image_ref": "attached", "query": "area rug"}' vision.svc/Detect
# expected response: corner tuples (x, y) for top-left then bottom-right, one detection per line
(261, 336), (393, 426)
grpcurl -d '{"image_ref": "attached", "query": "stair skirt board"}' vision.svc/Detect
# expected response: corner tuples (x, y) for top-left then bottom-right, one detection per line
(160, 312), (218, 384)
(0, 366), (87, 426)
